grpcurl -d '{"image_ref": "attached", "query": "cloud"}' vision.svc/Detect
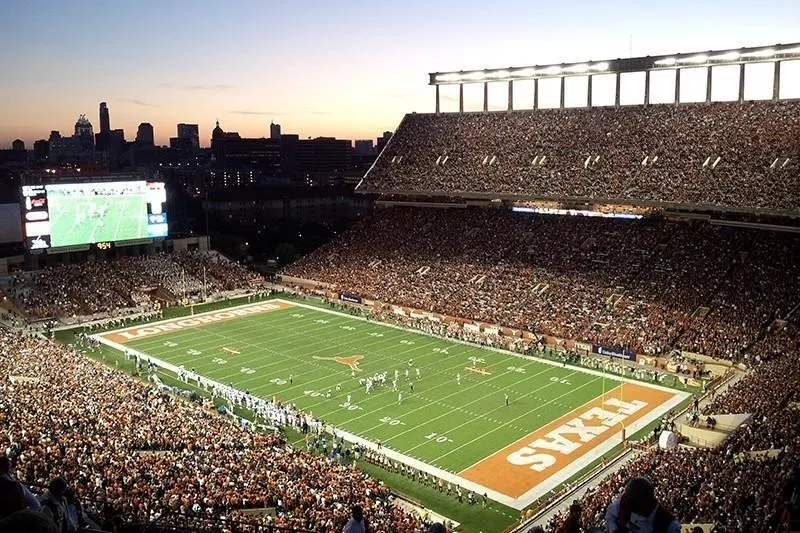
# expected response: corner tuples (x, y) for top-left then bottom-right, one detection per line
(120, 98), (159, 107)
(228, 110), (289, 116)
(159, 83), (236, 92)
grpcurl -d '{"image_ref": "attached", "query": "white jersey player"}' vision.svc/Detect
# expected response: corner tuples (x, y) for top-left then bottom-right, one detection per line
(457, 373), (461, 385)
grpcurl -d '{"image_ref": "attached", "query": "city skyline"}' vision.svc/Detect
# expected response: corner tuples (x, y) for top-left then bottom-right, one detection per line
(2, 0), (800, 147)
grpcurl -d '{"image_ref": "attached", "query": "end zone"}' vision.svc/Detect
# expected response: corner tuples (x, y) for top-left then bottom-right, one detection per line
(98, 300), (293, 344)
(460, 382), (687, 507)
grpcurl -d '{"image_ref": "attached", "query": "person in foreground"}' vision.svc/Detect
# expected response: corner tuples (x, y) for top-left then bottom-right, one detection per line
(343, 504), (367, 533)
(605, 477), (681, 533)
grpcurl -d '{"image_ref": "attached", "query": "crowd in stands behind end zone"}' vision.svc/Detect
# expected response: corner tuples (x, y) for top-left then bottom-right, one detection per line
(4, 251), (265, 320)
(546, 349), (800, 533)
(283, 207), (800, 363)
(0, 329), (426, 532)
(362, 101), (800, 212)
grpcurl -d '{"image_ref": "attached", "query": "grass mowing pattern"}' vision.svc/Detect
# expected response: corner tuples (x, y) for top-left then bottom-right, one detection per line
(123, 302), (619, 474)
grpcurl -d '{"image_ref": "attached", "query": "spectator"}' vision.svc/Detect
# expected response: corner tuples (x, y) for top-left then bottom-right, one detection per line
(38, 478), (70, 533)
(344, 504), (367, 533)
(0, 509), (58, 533)
(0, 456), (40, 518)
(605, 477), (681, 533)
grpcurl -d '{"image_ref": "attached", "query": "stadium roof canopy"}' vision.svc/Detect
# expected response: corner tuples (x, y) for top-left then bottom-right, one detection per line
(429, 42), (800, 85)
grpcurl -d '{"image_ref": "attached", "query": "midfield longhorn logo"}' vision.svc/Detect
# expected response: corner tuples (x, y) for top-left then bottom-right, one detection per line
(312, 355), (363, 371)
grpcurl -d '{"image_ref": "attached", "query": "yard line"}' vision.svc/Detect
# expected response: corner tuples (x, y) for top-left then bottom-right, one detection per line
(433, 376), (601, 462)
(360, 362), (559, 438)
(386, 370), (582, 449)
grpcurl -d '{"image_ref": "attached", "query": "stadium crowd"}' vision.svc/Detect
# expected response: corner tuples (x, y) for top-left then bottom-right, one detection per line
(3, 251), (265, 321)
(544, 347), (800, 532)
(284, 207), (800, 362)
(363, 101), (800, 212)
(0, 329), (426, 532)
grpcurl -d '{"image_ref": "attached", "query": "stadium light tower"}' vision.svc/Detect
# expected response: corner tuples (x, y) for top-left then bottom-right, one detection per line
(429, 42), (800, 113)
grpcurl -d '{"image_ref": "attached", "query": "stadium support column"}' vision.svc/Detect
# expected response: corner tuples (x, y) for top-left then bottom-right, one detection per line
(706, 66), (713, 103)
(738, 63), (746, 102)
(534, 78), (539, 110)
(483, 82), (488, 112)
(560, 76), (565, 108)
(435, 85), (440, 114)
(674, 68), (681, 104)
(644, 70), (650, 106)
(459, 84), (464, 112)
(508, 80), (513, 111)
(773, 61), (782, 100)
(614, 72), (621, 107)
(587, 74), (593, 107)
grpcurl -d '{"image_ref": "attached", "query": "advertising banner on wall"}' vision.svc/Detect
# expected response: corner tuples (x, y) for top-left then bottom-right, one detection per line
(591, 343), (636, 361)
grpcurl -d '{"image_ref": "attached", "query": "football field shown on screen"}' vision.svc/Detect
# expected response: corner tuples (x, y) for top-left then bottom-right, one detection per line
(95, 298), (688, 509)
(47, 190), (148, 247)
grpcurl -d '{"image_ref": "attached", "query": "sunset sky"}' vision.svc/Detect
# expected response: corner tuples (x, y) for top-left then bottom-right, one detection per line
(1, 0), (799, 148)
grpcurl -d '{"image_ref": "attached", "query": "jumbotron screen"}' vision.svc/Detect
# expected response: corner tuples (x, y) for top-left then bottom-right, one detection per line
(21, 181), (168, 250)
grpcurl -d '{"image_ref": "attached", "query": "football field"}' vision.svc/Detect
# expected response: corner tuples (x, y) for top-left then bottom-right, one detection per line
(48, 193), (148, 247)
(95, 298), (688, 509)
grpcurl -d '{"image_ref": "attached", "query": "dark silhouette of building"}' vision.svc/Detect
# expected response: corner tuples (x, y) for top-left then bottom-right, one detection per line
(136, 123), (154, 146)
(296, 137), (351, 174)
(354, 139), (374, 155)
(169, 137), (194, 152)
(177, 123), (200, 150)
(376, 131), (392, 154)
(49, 116), (95, 161)
(33, 139), (49, 161)
(270, 121), (281, 140)
(211, 120), (240, 146)
(11, 139), (25, 151)
(99, 102), (110, 133)
(96, 102), (111, 151)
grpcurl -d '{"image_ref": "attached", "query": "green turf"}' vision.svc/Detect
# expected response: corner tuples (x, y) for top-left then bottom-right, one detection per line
(48, 190), (148, 246)
(119, 300), (622, 474)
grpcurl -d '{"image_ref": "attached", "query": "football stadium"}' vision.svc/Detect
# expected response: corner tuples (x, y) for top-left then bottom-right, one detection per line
(2, 38), (800, 533)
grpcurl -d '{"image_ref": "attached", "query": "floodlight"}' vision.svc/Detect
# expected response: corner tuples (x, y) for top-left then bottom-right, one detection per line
(487, 70), (510, 79)
(655, 57), (677, 66)
(741, 48), (775, 58)
(436, 73), (462, 83)
(513, 68), (538, 77)
(590, 62), (609, 72)
(779, 46), (800, 55)
(711, 52), (740, 61)
(463, 71), (486, 81)
(564, 63), (589, 73)
(679, 54), (709, 64)
(541, 66), (562, 75)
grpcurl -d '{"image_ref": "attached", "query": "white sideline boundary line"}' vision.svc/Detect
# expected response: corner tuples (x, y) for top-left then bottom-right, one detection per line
(91, 297), (690, 510)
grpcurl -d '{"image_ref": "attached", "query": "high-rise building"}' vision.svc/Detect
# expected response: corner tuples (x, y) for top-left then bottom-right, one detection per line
(49, 116), (95, 160)
(354, 139), (374, 155)
(33, 139), (49, 161)
(177, 123), (200, 149)
(99, 102), (110, 133)
(97, 102), (111, 151)
(376, 131), (392, 154)
(11, 139), (25, 151)
(169, 137), (194, 152)
(270, 121), (281, 140)
(136, 123), (155, 146)
(74, 115), (94, 139)
(296, 137), (352, 174)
